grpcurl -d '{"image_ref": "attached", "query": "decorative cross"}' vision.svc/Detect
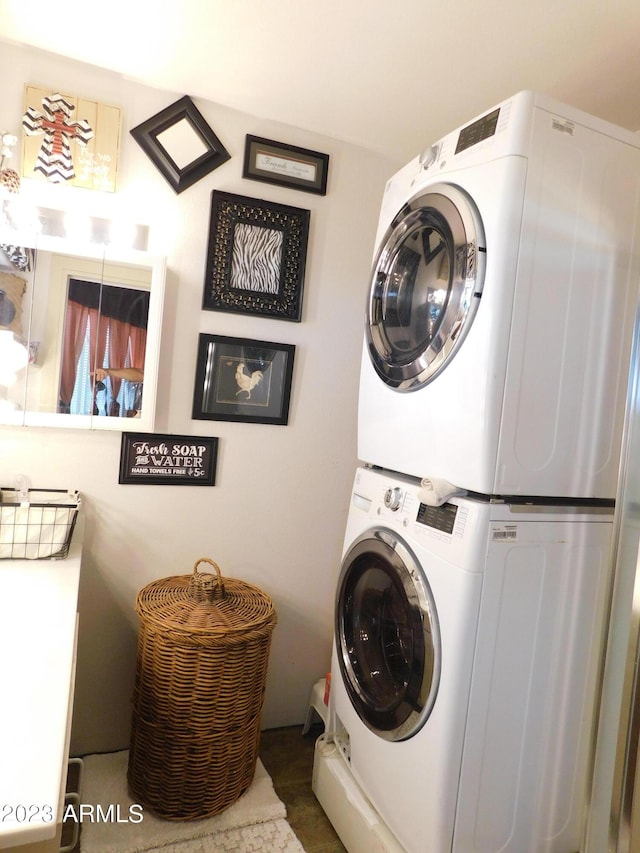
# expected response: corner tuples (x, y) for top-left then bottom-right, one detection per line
(23, 93), (94, 183)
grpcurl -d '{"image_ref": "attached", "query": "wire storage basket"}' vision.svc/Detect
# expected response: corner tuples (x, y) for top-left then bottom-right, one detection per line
(0, 488), (80, 559)
(127, 558), (278, 820)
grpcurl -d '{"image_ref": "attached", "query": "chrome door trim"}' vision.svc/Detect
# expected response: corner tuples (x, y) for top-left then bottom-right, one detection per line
(335, 527), (441, 741)
(367, 183), (486, 391)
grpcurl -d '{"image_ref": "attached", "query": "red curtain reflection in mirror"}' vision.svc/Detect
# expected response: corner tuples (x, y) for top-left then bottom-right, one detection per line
(59, 282), (148, 415)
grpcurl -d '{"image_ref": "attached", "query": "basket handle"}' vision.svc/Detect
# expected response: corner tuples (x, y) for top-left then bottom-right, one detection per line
(191, 558), (226, 603)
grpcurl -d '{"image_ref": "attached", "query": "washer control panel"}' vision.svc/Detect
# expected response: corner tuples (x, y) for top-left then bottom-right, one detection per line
(383, 486), (403, 511)
(352, 469), (474, 557)
(417, 502), (458, 534)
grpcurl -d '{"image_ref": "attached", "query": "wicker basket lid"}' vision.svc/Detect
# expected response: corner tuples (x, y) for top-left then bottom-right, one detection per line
(135, 558), (277, 636)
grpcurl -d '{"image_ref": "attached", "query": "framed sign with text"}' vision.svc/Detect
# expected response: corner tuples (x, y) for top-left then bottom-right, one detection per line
(242, 135), (329, 195)
(118, 432), (218, 486)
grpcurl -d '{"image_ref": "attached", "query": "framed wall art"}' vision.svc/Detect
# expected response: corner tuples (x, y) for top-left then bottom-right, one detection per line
(22, 85), (121, 191)
(118, 432), (218, 485)
(202, 191), (310, 322)
(243, 135), (329, 195)
(130, 96), (230, 193)
(192, 334), (295, 425)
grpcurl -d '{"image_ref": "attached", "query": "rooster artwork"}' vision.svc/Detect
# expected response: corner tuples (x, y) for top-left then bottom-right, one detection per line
(235, 362), (264, 399)
(193, 337), (294, 425)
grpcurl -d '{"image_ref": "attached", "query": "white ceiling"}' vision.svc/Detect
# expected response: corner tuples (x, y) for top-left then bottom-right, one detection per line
(1, 0), (639, 163)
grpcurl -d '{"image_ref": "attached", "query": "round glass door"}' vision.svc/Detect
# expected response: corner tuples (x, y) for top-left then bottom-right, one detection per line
(366, 183), (486, 391)
(335, 528), (441, 741)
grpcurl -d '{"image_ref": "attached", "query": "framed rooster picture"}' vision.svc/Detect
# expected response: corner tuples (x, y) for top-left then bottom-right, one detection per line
(192, 333), (295, 425)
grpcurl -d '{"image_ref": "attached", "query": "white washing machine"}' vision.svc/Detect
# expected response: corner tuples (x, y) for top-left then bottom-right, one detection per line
(313, 466), (613, 852)
(358, 90), (640, 499)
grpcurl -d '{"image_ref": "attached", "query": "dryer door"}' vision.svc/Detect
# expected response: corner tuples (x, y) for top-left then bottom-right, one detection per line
(366, 183), (486, 391)
(335, 527), (441, 741)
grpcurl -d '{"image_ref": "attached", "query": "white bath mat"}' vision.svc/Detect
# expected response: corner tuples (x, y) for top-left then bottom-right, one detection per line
(78, 750), (304, 853)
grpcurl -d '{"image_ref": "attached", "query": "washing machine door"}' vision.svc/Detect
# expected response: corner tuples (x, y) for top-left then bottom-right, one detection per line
(366, 182), (486, 391)
(335, 528), (441, 741)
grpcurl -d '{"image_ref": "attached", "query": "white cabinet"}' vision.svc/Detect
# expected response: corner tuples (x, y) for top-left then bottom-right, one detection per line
(0, 536), (82, 851)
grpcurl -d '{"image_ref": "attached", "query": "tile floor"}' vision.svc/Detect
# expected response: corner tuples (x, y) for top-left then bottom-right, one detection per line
(259, 723), (347, 853)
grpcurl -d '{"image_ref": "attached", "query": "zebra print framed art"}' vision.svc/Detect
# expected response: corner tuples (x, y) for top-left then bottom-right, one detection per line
(202, 191), (310, 322)
(192, 333), (296, 425)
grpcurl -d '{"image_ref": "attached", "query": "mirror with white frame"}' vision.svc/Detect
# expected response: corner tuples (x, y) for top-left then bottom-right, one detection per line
(0, 225), (165, 430)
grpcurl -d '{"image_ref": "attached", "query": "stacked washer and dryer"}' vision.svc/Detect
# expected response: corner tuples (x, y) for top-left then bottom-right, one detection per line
(312, 91), (640, 853)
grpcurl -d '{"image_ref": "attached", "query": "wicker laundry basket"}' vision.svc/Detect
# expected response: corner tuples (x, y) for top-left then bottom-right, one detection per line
(127, 558), (277, 820)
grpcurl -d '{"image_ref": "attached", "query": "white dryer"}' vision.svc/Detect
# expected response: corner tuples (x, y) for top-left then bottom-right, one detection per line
(358, 90), (640, 499)
(313, 466), (613, 853)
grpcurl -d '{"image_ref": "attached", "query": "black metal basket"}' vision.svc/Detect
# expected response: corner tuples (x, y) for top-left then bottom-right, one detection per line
(0, 488), (81, 559)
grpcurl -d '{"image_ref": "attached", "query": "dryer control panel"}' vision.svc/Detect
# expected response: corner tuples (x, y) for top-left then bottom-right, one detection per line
(455, 107), (501, 153)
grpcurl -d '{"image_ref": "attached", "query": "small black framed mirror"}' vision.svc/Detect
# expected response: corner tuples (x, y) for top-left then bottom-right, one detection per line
(130, 96), (230, 193)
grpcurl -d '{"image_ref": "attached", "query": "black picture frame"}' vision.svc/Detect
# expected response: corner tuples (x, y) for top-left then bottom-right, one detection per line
(243, 135), (329, 195)
(202, 191), (310, 322)
(130, 96), (230, 193)
(118, 432), (218, 485)
(192, 334), (295, 425)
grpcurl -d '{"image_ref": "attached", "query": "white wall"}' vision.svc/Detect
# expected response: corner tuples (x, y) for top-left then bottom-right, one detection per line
(0, 42), (399, 753)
